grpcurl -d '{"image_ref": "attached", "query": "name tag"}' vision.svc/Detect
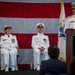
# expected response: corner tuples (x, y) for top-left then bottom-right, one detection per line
(3, 39), (7, 41)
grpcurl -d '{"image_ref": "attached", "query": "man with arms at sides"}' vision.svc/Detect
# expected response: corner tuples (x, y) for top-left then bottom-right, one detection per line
(64, 2), (75, 31)
(0, 25), (18, 72)
(39, 45), (67, 75)
(31, 23), (50, 71)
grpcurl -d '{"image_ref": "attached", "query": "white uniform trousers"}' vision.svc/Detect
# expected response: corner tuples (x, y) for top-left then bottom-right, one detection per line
(33, 48), (49, 69)
(1, 48), (17, 68)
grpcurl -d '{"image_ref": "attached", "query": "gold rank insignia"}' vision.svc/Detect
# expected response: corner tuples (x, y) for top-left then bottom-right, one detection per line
(43, 38), (46, 44)
(11, 39), (15, 43)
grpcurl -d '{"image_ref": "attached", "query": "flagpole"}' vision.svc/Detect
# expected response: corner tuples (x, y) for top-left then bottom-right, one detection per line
(58, 0), (66, 59)
(60, 0), (64, 3)
(59, 0), (64, 26)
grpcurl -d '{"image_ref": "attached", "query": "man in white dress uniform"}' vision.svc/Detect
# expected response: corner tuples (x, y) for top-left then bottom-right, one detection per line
(0, 25), (18, 72)
(65, 2), (75, 31)
(31, 23), (50, 71)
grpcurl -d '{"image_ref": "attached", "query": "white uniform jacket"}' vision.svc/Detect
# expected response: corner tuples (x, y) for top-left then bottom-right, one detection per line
(0, 34), (18, 50)
(32, 33), (50, 50)
(65, 15), (75, 31)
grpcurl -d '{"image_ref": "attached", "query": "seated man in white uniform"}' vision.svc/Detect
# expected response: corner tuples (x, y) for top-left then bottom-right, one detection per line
(0, 25), (18, 72)
(31, 23), (50, 71)
(65, 2), (75, 31)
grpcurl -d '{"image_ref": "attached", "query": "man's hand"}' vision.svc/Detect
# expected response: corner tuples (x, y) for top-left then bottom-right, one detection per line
(38, 46), (45, 52)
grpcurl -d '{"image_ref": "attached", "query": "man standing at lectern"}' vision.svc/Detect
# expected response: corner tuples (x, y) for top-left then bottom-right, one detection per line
(64, 2), (75, 31)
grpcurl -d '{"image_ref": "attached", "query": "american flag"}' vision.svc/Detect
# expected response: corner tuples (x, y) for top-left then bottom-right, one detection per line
(0, 0), (73, 68)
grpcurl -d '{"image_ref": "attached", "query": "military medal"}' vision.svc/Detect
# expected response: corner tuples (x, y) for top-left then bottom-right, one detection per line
(11, 39), (15, 43)
(43, 38), (46, 44)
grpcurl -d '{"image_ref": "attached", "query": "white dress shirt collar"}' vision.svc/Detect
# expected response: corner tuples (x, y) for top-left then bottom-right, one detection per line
(5, 34), (12, 37)
(37, 33), (44, 36)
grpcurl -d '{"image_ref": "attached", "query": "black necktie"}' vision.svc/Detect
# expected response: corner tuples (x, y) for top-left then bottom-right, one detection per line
(8, 35), (10, 37)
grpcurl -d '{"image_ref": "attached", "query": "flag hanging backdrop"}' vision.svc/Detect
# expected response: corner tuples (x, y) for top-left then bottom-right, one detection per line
(0, 0), (73, 68)
(58, 0), (66, 59)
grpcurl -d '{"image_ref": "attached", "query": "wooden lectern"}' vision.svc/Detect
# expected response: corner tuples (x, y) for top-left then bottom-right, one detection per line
(65, 29), (75, 66)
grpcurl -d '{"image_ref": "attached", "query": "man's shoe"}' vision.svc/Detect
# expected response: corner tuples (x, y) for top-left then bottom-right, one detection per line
(36, 65), (40, 71)
(15, 66), (18, 71)
(11, 67), (15, 71)
(5, 66), (9, 72)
